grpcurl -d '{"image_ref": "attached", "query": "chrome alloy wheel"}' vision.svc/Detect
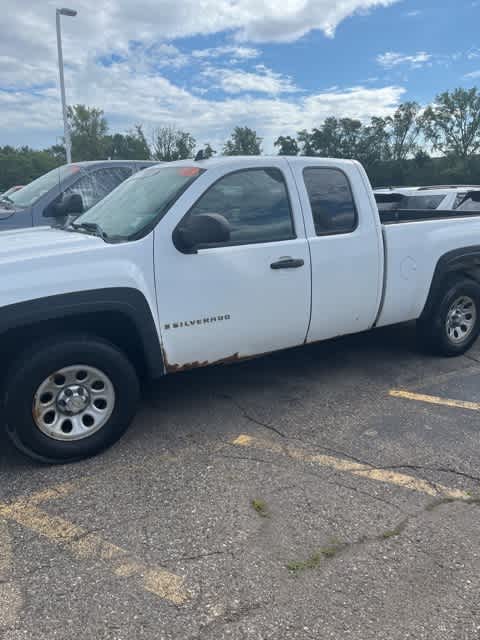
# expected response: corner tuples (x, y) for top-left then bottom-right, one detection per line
(446, 295), (477, 344)
(33, 365), (115, 441)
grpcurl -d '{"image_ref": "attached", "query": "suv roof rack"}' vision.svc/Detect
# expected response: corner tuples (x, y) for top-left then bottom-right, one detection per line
(417, 185), (480, 190)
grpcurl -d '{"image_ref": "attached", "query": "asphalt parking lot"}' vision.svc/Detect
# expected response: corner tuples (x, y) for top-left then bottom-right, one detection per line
(2, 323), (480, 639)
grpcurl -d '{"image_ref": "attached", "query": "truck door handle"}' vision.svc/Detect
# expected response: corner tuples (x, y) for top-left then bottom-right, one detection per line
(270, 257), (305, 269)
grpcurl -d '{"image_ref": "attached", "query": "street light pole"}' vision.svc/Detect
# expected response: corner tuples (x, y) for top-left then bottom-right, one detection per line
(56, 7), (77, 164)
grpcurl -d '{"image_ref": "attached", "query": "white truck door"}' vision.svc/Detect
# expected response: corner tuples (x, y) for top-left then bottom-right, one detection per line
(154, 160), (311, 371)
(288, 159), (383, 343)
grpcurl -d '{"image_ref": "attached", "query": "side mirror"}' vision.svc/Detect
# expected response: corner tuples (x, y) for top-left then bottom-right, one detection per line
(174, 213), (231, 253)
(47, 193), (84, 218)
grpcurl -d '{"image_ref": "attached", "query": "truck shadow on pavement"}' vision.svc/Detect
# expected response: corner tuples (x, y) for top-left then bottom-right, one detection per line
(0, 322), (420, 470)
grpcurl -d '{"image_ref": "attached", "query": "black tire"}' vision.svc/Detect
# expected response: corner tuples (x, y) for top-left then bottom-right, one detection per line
(417, 276), (480, 356)
(2, 334), (139, 463)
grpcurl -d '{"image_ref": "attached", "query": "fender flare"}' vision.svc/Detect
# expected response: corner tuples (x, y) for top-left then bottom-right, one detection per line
(421, 245), (480, 318)
(0, 288), (165, 377)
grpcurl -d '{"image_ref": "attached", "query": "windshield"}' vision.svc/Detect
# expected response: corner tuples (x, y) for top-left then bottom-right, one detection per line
(74, 166), (204, 241)
(4, 165), (80, 208)
(1, 186), (21, 199)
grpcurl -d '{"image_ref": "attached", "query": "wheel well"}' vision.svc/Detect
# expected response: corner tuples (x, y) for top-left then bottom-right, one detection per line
(0, 311), (153, 383)
(421, 249), (480, 320)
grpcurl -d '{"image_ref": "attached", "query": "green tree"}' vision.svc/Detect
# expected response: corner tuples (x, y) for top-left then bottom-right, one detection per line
(0, 146), (62, 191)
(311, 117), (341, 157)
(105, 125), (151, 159)
(422, 88), (480, 161)
(223, 126), (262, 155)
(196, 144), (216, 160)
(414, 150), (431, 168)
(274, 135), (299, 155)
(387, 102), (421, 161)
(153, 126), (196, 161)
(203, 143), (216, 159)
(308, 118), (364, 158)
(358, 116), (391, 169)
(297, 129), (315, 156)
(46, 144), (67, 163)
(67, 104), (109, 161)
(176, 131), (196, 160)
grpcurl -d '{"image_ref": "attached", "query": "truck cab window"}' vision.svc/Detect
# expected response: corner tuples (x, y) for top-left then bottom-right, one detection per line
(65, 167), (132, 211)
(184, 168), (295, 245)
(303, 168), (357, 235)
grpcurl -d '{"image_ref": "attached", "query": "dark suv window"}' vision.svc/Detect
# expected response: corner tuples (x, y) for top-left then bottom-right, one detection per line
(303, 168), (357, 235)
(67, 166), (132, 211)
(456, 198), (480, 212)
(184, 168), (295, 245)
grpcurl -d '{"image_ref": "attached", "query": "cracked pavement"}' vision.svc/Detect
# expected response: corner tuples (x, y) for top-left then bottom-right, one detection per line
(2, 323), (480, 639)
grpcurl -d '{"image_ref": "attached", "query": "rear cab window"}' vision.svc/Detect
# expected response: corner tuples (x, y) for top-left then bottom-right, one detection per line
(303, 168), (357, 235)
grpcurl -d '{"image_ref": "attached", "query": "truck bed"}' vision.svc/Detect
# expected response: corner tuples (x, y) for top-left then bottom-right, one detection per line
(376, 210), (480, 329)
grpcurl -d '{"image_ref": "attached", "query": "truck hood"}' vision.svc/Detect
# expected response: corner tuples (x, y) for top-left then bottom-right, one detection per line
(0, 226), (104, 265)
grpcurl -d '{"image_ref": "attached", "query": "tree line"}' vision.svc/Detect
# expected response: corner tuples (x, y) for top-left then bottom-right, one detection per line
(2, 87), (480, 191)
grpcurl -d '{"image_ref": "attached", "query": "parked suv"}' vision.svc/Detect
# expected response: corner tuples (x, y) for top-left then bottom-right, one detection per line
(374, 185), (480, 212)
(0, 160), (158, 231)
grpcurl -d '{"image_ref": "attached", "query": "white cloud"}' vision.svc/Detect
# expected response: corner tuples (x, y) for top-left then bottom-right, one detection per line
(192, 46), (260, 62)
(465, 70), (480, 79)
(377, 51), (431, 68)
(0, 56), (55, 89)
(201, 64), (299, 95)
(1, 1), (401, 65)
(405, 10), (421, 16)
(0, 1), (405, 151)
(0, 65), (405, 152)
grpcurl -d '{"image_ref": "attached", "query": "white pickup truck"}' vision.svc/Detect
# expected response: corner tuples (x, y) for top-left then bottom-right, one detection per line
(2, 156), (480, 463)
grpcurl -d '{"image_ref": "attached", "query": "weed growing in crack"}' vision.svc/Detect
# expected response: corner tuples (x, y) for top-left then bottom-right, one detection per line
(287, 543), (343, 575)
(382, 527), (402, 539)
(251, 498), (268, 517)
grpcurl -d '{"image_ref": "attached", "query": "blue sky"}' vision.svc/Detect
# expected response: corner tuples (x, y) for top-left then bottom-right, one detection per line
(1, 0), (479, 152)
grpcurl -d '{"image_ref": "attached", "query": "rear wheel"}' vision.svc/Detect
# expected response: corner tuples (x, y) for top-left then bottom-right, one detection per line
(417, 277), (480, 356)
(3, 335), (139, 463)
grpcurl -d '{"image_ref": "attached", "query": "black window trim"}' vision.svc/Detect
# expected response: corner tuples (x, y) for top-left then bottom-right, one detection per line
(302, 166), (359, 237)
(173, 166), (297, 254)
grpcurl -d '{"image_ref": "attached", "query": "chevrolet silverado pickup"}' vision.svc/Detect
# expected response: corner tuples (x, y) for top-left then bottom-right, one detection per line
(2, 156), (480, 463)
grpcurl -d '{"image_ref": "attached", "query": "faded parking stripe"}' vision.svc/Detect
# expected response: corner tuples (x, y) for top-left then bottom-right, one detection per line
(0, 520), (22, 629)
(389, 389), (480, 412)
(232, 434), (467, 499)
(0, 484), (188, 605)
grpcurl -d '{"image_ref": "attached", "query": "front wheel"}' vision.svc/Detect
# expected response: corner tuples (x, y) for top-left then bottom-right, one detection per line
(417, 277), (480, 356)
(3, 335), (139, 463)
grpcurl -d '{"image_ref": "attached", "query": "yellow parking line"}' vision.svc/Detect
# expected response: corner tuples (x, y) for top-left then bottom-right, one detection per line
(0, 520), (22, 628)
(11, 481), (79, 507)
(389, 389), (480, 412)
(231, 434), (467, 499)
(0, 483), (188, 605)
